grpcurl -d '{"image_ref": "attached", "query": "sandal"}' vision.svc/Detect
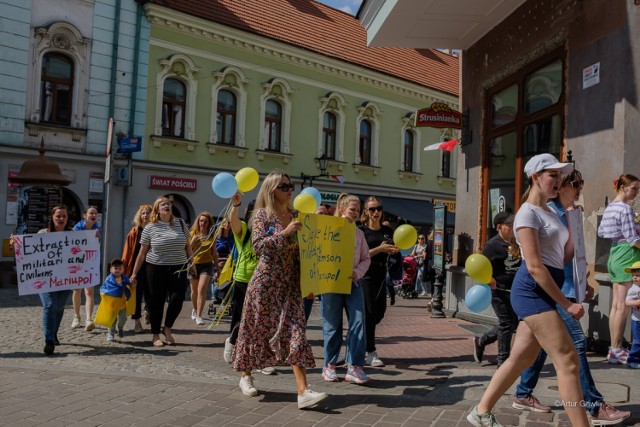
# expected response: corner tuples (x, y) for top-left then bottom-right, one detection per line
(162, 327), (176, 346)
(152, 334), (165, 347)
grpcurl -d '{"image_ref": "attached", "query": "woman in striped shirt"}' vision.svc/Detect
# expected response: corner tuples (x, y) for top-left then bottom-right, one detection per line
(130, 197), (195, 347)
(597, 173), (640, 364)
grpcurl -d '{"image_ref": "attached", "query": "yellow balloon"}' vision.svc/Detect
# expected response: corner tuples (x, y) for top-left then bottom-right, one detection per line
(294, 193), (317, 214)
(393, 224), (418, 250)
(235, 167), (259, 193)
(465, 253), (493, 284)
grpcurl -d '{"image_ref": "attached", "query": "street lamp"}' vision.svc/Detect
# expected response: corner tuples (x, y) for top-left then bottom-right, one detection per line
(300, 154), (330, 189)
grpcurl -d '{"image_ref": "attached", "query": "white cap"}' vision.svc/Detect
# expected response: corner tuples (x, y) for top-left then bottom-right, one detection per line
(524, 154), (573, 178)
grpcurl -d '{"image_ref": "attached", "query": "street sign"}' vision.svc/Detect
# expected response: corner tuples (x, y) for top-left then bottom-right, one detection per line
(117, 136), (142, 153)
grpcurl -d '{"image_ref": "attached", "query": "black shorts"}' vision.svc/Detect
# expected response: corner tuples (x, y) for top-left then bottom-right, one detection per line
(188, 262), (214, 279)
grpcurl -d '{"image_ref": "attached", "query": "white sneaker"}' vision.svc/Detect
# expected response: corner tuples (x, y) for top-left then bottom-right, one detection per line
(256, 367), (276, 375)
(223, 337), (234, 364)
(84, 319), (95, 332)
(239, 375), (258, 397)
(195, 317), (205, 325)
(365, 352), (385, 367)
(191, 309), (196, 320)
(71, 315), (81, 329)
(297, 386), (328, 409)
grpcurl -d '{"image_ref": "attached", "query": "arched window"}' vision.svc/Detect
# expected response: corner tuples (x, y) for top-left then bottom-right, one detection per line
(162, 78), (186, 137)
(323, 112), (337, 159)
(359, 119), (372, 165)
(217, 89), (237, 145)
(403, 130), (414, 172)
(40, 53), (74, 125)
(265, 100), (282, 151)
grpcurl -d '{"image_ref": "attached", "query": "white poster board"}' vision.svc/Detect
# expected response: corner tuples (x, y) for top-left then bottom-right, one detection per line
(13, 230), (101, 295)
(568, 209), (587, 302)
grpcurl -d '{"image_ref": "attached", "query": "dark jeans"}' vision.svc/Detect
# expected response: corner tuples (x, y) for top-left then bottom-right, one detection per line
(39, 290), (71, 343)
(629, 319), (640, 364)
(131, 263), (148, 320)
(229, 281), (247, 345)
(361, 266), (387, 353)
(515, 303), (604, 415)
(145, 263), (188, 335)
(478, 289), (518, 364)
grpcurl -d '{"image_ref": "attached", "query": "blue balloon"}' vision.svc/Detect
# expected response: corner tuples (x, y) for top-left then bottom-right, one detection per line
(465, 284), (492, 313)
(212, 172), (238, 198)
(301, 187), (322, 207)
(400, 247), (413, 256)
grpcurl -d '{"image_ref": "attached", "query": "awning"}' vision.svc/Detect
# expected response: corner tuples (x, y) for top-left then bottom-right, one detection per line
(376, 196), (433, 225)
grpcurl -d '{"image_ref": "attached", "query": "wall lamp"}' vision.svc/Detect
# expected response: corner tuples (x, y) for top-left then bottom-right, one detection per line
(300, 154), (329, 189)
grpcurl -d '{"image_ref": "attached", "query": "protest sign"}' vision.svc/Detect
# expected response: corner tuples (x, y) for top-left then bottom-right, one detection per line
(568, 209), (587, 303)
(13, 230), (101, 295)
(298, 213), (355, 296)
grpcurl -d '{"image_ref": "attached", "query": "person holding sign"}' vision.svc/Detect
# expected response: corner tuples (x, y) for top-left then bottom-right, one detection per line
(188, 211), (219, 326)
(467, 154), (589, 427)
(359, 197), (398, 368)
(321, 194), (371, 384)
(10, 205), (72, 356)
(233, 171), (327, 409)
(71, 206), (101, 332)
(511, 169), (630, 425)
(598, 173), (640, 364)
(130, 197), (195, 347)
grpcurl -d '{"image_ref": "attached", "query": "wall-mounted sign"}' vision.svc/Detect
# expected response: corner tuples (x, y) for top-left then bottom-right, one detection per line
(432, 198), (456, 213)
(416, 102), (462, 129)
(117, 137), (142, 153)
(583, 62), (600, 89)
(320, 191), (342, 205)
(149, 176), (197, 192)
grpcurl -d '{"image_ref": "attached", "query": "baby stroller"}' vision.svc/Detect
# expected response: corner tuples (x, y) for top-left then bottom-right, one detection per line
(398, 256), (419, 299)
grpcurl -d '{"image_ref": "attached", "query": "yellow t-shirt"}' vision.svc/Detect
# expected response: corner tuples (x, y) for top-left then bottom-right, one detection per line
(191, 232), (215, 264)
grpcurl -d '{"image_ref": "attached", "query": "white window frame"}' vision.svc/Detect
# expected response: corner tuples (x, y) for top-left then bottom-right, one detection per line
(318, 92), (346, 161)
(154, 54), (199, 140)
(400, 113), (421, 173)
(355, 102), (381, 165)
(211, 66), (247, 147)
(259, 78), (292, 153)
(27, 22), (90, 128)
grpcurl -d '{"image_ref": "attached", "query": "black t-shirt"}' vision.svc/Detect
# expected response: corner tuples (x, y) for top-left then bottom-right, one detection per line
(481, 234), (521, 291)
(360, 224), (394, 266)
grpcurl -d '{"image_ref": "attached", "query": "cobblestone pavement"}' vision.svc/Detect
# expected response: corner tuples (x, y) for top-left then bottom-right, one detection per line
(0, 288), (638, 426)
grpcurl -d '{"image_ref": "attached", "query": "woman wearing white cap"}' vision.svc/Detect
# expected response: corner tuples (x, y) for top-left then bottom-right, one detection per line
(467, 154), (589, 427)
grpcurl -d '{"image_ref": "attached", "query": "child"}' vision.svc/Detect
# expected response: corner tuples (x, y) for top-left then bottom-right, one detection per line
(321, 194), (372, 384)
(624, 261), (640, 369)
(100, 258), (132, 341)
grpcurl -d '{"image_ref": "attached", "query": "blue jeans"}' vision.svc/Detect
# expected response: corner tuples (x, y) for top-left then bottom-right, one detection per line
(515, 304), (603, 415)
(39, 290), (71, 343)
(109, 309), (127, 333)
(321, 283), (366, 367)
(628, 319), (640, 364)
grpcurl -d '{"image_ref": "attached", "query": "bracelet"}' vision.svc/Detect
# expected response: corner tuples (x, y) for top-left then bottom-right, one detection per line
(233, 202), (241, 207)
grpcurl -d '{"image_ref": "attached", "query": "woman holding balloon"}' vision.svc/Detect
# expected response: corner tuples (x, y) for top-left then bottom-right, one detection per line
(467, 154), (589, 427)
(359, 197), (399, 368)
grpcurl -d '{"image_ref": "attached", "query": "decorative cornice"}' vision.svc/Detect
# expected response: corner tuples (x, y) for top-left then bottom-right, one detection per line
(144, 4), (459, 109)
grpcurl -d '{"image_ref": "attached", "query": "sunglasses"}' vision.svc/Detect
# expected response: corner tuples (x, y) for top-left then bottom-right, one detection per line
(570, 180), (584, 189)
(367, 206), (383, 213)
(276, 183), (295, 192)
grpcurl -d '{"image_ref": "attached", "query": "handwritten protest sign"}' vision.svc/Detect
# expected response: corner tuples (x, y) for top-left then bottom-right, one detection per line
(13, 230), (101, 296)
(298, 213), (355, 296)
(568, 209), (587, 303)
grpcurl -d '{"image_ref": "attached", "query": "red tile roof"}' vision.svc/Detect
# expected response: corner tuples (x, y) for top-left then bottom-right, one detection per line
(150, 0), (459, 97)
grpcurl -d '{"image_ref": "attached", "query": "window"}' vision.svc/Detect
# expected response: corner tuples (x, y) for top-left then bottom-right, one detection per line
(216, 89), (236, 145)
(359, 120), (372, 165)
(265, 100), (282, 151)
(323, 112), (337, 159)
(441, 149), (451, 178)
(40, 53), (74, 125)
(482, 52), (565, 243)
(162, 78), (186, 138)
(403, 130), (414, 172)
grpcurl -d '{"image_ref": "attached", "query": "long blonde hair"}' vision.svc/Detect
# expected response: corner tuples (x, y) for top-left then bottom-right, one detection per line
(133, 204), (152, 227)
(335, 193), (361, 217)
(190, 211), (214, 235)
(250, 170), (292, 227)
(359, 196), (382, 227)
(150, 196), (174, 224)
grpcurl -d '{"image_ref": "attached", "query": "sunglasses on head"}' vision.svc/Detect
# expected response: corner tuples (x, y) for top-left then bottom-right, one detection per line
(367, 206), (383, 213)
(276, 183), (294, 192)
(570, 180), (584, 189)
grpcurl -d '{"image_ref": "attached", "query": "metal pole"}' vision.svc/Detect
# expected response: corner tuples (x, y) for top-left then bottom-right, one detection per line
(430, 269), (446, 318)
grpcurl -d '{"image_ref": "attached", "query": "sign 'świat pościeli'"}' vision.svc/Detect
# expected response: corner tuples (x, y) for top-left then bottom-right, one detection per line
(416, 102), (462, 129)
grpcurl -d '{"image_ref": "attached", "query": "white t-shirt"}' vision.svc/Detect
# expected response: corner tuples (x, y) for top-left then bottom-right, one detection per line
(514, 202), (568, 269)
(627, 283), (640, 322)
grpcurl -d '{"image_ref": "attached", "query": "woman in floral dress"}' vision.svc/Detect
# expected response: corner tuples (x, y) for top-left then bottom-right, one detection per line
(233, 170), (328, 409)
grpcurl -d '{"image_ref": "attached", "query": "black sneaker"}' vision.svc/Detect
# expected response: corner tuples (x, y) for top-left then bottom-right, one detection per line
(390, 294), (395, 306)
(473, 336), (484, 363)
(44, 341), (55, 356)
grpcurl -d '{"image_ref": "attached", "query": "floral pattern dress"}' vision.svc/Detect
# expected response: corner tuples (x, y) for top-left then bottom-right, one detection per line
(233, 209), (316, 371)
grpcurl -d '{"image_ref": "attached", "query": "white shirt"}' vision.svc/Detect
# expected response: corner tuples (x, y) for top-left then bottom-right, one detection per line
(514, 202), (568, 269)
